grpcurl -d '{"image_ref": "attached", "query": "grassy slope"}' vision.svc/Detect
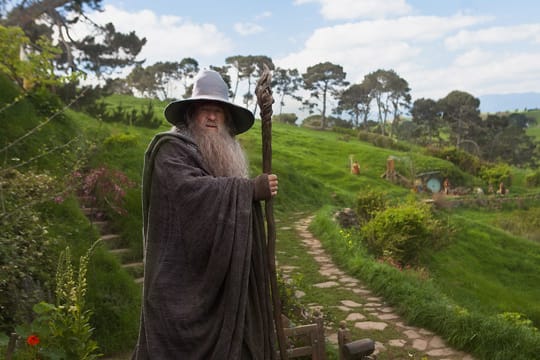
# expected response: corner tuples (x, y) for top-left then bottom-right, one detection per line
(428, 210), (540, 320)
(97, 94), (540, 328)
(240, 121), (540, 324)
(4, 85), (539, 356)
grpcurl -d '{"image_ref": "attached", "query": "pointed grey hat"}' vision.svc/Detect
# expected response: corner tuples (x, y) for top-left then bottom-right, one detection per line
(164, 69), (255, 135)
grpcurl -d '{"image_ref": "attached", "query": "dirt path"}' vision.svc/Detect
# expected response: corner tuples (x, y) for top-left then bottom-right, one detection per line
(279, 215), (474, 360)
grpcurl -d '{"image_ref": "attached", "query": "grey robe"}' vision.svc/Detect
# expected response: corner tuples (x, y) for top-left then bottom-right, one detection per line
(133, 131), (275, 359)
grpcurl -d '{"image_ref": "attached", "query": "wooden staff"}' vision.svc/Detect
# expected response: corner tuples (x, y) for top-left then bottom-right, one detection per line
(255, 64), (288, 360)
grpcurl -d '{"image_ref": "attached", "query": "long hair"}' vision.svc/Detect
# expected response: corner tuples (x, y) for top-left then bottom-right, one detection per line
(180, 103), (249, 178)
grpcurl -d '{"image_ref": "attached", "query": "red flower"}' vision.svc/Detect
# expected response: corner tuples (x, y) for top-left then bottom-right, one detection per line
(27, 334), (40, 346)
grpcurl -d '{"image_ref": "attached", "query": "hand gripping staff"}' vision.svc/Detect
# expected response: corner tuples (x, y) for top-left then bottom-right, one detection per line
(255, 64), (288, 360)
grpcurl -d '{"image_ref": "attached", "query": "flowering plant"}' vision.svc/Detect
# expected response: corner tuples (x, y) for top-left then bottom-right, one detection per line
(77, 166), (135, 216)
(5, 241), (102, 359)
(26, 334), (40, 347)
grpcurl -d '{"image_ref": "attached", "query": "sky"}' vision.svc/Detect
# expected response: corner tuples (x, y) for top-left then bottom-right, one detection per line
(88, 0), (540, 113)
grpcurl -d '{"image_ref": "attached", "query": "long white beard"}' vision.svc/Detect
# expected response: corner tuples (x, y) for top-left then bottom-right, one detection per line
(187, 122), (249, 178)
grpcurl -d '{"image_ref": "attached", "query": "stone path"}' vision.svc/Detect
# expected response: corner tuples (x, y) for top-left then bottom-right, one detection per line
(279, 215), (474, 360)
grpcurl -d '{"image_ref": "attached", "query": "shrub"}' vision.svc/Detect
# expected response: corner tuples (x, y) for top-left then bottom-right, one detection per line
(355, 188), (387, 225)
(479, 162), (512, 188)
(0, 170), (61, 334)
(272, 113), (298, 125)
(427, 146), (483, 176)
(361, 200), (445, 266)
(90, 101), (162, 129)
(524, 170), (540, 188)
(103, 133), (139, 148)
(77, 166), (135, 216)
(134, 101), (161, 129)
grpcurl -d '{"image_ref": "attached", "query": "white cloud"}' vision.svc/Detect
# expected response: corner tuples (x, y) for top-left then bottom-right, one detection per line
(294, 0), (412, 20)
(84, 5), (233, 65)
(445, 23), (540, 50)
(407, 50), (540, 99)
(233, 22), (264, 36)
(277, 14), (488, 76)
(276, 10), (540, 102)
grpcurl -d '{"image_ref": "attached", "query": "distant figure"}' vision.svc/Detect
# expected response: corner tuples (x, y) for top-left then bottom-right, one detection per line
(351, 160), (360, 175)
(443, 178), (451, 195)
(497, 182), (507, 195)
(488, 183), (494, 194)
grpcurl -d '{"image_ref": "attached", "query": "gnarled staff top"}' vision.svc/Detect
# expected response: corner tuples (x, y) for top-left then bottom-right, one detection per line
(256, 64), (274, 122)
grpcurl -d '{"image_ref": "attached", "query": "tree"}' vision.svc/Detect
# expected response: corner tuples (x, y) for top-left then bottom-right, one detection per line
(337, 82), (371, 128)
(438, 90), (481, 149)
(177, 58), (199, 99)
(225, 55), (274, 111)
(477, 113), (538, 166)
(126, 64), (156, 98)
(1, 0), (146, 78)
(271, 67), (302, 115)
(302, 62), (348, 129)
(363, 69), (410, 136)
(127, 58), (199, 100)
(0, 25), (68, 89)
(386, 70), (411, 137)
(225, 55), (247, 101)
(410, 98), (442, 145)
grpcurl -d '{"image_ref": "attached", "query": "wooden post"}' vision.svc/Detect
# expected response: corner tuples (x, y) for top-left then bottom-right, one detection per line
(313, 310), (327, 360)
(337, 321), (351, 360)
(6, 333), (18, 360)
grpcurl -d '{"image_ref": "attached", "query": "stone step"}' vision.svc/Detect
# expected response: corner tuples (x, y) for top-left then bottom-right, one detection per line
(99, 234), (125, 249)
(100, 234), (121, 241)
(81, 207), (99, 216)
(122, 261), (144, 268)
(109, 248), (141, 264)
(109, 248), (130, 255)
(122, 262), (144, 278)
(81, 207), (107, 221)
(109, 248), (132, 263)
(91, 220), (108, 231)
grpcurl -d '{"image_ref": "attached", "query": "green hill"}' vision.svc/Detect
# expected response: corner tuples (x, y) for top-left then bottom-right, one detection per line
(2, 85), (540, 358)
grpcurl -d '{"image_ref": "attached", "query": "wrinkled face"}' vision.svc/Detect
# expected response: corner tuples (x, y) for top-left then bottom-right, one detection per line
(192, 101), (226, 132)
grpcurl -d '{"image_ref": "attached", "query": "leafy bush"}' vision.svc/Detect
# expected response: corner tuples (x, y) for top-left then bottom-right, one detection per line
(0, 170), (62, 333)
(77, 166), (135, 216)
(361, 200), (445, 266)
(272, 113), (297, 125)
(103, 133), (139, 148)
(355, 187), (387, 225)
(86, 101), (162, 129)
(427, 146), (483, 176)
(479, 162), (512, 188)
(524, 170), (540, 188)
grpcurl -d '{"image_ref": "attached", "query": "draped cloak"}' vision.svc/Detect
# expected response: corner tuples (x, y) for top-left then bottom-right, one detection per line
(132, 131), (275, 359)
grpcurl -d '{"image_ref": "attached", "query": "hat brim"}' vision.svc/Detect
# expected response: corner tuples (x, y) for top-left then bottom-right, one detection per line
(164, 97), (255, 135)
